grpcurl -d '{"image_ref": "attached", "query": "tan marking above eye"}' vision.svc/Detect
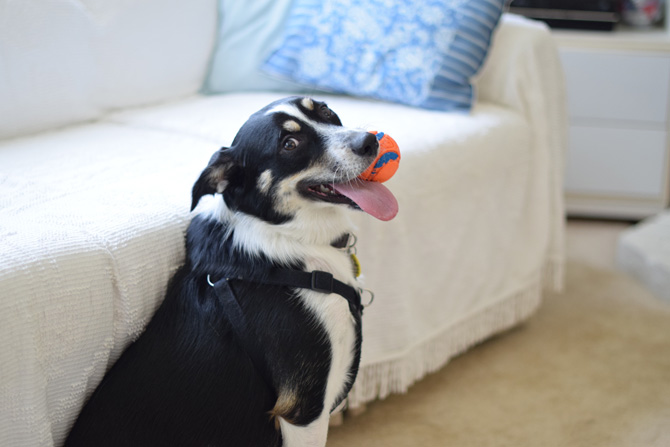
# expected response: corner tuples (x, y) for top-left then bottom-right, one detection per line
(301, 97), (314, 111)
(283, 120), (301, 132)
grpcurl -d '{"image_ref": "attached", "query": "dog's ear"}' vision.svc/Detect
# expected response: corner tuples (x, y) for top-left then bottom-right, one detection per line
(191, 148), (236, 211)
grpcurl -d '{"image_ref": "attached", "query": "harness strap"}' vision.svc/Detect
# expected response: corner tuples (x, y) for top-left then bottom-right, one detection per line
(209, 278), (276, 395)
(211, 268), (363, 318)
(261, 269), (363, 317)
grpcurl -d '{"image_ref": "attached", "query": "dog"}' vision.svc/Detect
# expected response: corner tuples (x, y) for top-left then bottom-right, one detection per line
(64, 96), (398, 447)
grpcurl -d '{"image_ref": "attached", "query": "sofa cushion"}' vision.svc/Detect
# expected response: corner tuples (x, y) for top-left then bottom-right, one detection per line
(108, 92), (520, 147)
(202, 0), (307, 94)
(0, 0), (217, 140)
(261, 0), (505, 111)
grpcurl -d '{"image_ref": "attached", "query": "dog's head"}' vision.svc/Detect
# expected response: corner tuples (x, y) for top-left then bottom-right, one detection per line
(191, 97), (398, 229)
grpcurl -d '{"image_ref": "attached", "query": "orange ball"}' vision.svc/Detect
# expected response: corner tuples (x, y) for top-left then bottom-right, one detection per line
(359, 131), (400, 183)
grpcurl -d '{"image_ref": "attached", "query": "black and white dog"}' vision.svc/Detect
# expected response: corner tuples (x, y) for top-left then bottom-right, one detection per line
(65, 97), (398, 447)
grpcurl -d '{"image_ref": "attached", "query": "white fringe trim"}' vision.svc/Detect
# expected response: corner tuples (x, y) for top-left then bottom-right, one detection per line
(345, 272), (548, 410)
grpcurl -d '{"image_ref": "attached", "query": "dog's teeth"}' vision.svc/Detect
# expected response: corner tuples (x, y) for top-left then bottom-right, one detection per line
(320, 185), (330, 194)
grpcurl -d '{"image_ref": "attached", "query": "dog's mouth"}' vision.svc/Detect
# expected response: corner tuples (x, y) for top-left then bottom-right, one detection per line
(300, 179), (398, 221)
(304, 183), (357, 207)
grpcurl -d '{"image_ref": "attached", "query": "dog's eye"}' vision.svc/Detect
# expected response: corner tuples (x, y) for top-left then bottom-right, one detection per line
(283, 137), (299, 151)
(320, 105), (332, 118)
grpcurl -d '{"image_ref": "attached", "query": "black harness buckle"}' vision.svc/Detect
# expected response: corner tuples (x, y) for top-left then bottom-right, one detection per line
(310, 271), (334, 294)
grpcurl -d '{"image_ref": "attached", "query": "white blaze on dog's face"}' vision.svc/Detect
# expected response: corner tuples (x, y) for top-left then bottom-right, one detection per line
(191, 97), (398, 239)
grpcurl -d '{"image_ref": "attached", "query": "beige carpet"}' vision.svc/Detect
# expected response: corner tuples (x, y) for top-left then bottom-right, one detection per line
(328, 222), (670, 446)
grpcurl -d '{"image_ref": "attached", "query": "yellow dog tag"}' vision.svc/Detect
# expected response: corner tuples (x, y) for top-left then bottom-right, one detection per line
(350, 253), (362, 278)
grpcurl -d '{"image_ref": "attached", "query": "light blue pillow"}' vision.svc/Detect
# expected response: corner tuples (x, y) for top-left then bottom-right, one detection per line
(202, 0), (306, 93)
(262, 0), (505, 111)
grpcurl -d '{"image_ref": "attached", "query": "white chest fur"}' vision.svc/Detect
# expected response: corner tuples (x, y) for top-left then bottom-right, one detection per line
(299, 249), (359, 411)
(280, 249), (359, 447)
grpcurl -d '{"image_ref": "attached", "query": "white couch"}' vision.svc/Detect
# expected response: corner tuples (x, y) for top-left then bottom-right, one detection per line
(0, 2), (566, 446)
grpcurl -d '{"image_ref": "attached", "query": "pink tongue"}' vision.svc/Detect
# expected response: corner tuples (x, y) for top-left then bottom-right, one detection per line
(332, 181), (398, 221)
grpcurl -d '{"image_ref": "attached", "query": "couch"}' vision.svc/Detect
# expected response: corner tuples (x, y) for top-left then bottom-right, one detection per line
(0, 1), (566, 445)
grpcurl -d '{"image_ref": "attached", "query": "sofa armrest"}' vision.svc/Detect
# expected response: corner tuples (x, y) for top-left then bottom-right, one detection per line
(476, 14), (563, 115)
(475, 13), (568, 292)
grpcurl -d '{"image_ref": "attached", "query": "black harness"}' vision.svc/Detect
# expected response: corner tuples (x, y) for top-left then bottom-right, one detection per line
(207, 241), (364, 408)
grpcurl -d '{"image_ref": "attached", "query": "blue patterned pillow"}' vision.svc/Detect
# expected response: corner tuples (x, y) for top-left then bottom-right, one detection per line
(262, 0), (505, 111)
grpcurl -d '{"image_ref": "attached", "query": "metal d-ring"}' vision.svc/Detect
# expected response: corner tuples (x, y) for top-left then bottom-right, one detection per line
(348, 234), (358, 253)
(207, 274), (231, 287)
(360, 288), (375, 307)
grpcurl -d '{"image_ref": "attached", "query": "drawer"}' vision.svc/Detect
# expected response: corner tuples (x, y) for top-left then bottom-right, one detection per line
(565, 125), (668, 198)
(559, 50), (670, 125)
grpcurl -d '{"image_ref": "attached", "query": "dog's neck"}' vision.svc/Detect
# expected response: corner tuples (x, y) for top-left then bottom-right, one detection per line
(198, 196), (356, 270)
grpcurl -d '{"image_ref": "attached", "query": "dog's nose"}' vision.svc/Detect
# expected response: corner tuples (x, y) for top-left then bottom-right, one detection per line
(350, 132), (379, 157)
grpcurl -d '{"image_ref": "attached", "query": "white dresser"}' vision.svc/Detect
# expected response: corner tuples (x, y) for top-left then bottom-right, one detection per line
(554, 28), (670, 220)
